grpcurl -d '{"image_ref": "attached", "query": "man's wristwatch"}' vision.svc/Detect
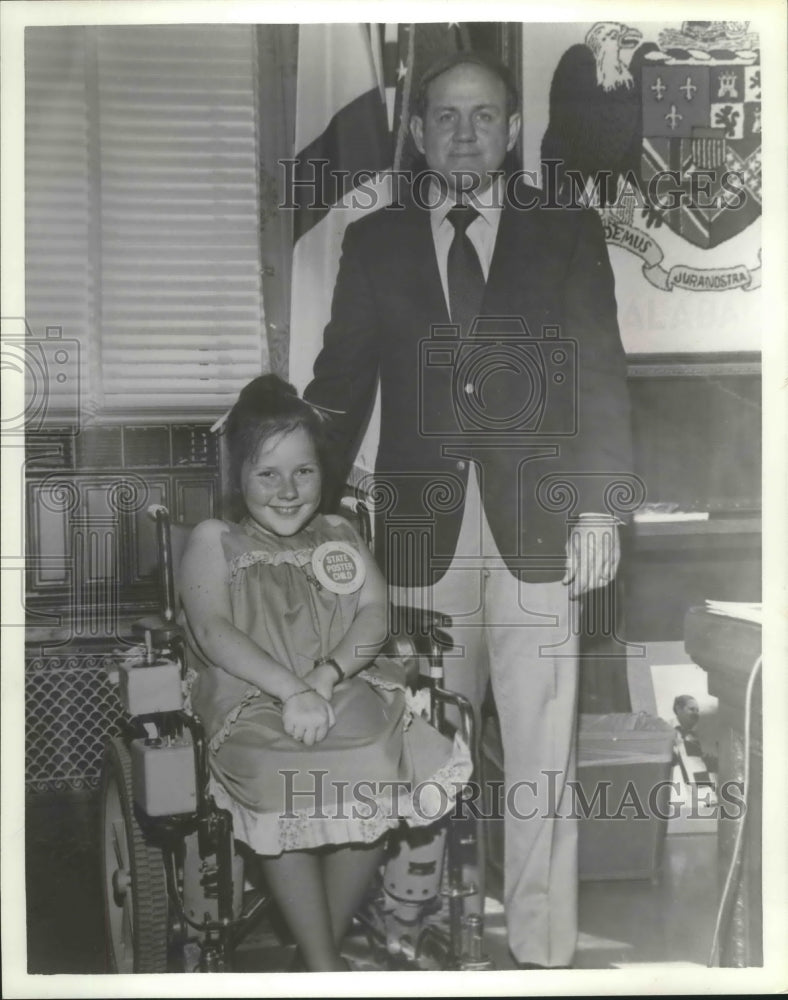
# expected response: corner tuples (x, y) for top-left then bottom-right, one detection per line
(314, 656), (345, 682)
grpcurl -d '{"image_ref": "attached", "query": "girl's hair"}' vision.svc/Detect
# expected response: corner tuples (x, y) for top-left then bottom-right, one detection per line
(225, 374), (330, 498)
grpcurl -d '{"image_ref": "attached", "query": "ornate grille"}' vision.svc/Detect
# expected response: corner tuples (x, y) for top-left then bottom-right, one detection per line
(25, 651), (125, 793)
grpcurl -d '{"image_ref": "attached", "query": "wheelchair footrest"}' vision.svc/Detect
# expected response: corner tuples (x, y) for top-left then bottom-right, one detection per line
(439, 881), (478, 900)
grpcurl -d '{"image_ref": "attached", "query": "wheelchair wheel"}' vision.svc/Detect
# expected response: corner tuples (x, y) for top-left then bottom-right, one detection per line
(100, 737), (168, 973)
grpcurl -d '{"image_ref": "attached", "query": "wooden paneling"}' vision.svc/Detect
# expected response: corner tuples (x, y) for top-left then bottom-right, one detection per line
(175, 477), (216, 526)
(25, 423), (219, 639)
(26, 480), (72, 587)
(627, 353), (761, 512)
(622, 354), (761, 646)
(580, 354), (761, 709)
(622, 518), (761, 643)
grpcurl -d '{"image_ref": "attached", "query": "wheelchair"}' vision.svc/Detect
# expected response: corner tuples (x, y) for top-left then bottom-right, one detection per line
(100, 503), (493, 973)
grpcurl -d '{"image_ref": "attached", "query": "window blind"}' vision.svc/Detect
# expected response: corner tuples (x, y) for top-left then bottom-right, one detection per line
(25, 24), (267, 422)
(95, 25), (266, 414)
(24, 27), (91, 423)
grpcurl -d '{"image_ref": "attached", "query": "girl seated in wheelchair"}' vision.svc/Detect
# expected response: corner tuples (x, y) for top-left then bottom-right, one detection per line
(179, 374), (470, 972)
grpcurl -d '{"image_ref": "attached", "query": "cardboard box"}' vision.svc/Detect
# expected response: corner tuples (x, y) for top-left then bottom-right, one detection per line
(481, 712), (676, 882)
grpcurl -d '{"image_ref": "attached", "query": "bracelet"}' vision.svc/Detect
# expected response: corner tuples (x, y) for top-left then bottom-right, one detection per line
(281, 687), (312, 707)
(314, 656), (345, 682)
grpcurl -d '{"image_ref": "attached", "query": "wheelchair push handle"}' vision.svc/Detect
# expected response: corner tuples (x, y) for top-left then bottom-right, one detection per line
(147, 504), (178, 624)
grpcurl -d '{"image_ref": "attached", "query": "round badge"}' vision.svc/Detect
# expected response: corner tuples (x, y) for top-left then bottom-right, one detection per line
(311, 540), (366, 595)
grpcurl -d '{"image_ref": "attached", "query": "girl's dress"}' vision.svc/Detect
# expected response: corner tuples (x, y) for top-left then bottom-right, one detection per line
(182, 513), (471, 856)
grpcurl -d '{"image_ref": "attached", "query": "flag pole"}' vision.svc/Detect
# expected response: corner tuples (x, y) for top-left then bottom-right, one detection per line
(393, 24), (415, 173)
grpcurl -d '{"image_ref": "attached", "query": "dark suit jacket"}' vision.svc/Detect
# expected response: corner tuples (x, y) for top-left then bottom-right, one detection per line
(305, 179), (633, 586)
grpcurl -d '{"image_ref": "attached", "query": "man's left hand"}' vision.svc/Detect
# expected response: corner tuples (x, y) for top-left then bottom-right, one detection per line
(562, 520), (620, 600)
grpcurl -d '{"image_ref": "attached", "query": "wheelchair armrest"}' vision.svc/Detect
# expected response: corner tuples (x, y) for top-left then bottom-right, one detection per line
(383, 625), (452, 658)
(390, 605), (452, 632)
(380, 635), (423, 689)
(383, 608), (453, 689)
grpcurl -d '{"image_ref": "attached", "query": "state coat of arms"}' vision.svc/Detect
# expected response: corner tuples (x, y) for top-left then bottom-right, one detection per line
(541, 21), (761, 292)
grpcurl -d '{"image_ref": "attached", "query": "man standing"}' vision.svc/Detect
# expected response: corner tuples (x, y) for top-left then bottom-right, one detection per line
(304, 52), (633, 969)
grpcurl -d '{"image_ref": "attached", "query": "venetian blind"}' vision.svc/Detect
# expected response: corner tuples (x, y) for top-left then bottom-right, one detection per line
(25, 24), (267, 422)
(24, 27), (91, 423)
(95, 25), (266, 414)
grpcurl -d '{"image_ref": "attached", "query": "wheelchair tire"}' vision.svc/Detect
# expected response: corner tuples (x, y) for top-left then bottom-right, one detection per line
(100, 736), (168, 973)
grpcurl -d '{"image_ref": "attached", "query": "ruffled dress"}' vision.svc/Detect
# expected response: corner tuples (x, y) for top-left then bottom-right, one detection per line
(181, 513), (471, 857)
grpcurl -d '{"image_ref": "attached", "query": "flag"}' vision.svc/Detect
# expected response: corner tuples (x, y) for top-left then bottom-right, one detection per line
(288, 23), (467, 475)
(288, 24), (389, 473)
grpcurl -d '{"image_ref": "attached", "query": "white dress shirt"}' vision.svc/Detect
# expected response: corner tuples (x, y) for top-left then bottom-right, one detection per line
(428, 177), (504, 316)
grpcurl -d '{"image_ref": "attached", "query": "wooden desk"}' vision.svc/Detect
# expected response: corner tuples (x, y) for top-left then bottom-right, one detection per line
(685, 606), (762, 967)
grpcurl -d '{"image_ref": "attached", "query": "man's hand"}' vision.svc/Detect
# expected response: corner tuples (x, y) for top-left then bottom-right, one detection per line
(562, 520), (620, 600)
(281, 689), (336, 746)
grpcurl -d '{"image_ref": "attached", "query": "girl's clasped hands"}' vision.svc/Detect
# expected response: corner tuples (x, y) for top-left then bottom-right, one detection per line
(280, 669), (339, 746)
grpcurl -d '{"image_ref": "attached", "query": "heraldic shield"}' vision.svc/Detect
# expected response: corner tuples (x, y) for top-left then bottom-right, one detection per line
(640, 28), (761, 249)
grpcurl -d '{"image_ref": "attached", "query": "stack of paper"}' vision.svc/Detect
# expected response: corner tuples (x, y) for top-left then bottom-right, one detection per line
(634, 503), (709, 523)
(704, 600), (762, 624)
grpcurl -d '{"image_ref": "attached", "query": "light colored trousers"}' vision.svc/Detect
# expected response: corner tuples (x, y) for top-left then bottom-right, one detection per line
(392, 467), (580, 967)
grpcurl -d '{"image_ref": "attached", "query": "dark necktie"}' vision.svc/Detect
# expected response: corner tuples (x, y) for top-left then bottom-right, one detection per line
(447, 205), (485, 335)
